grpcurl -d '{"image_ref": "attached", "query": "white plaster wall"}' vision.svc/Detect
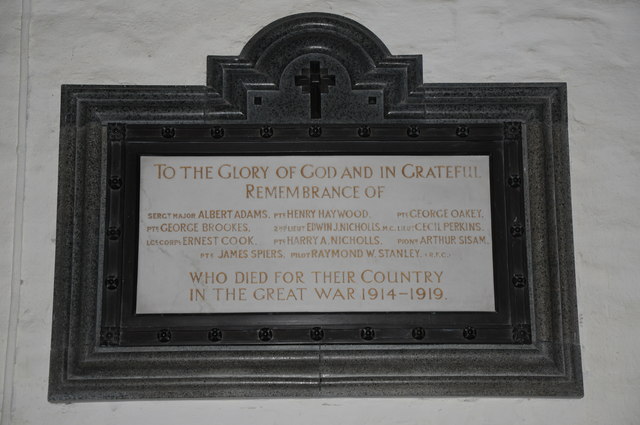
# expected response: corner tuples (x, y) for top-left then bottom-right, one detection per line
(1, 0), (639, 424)
(0, 0), (23, 415)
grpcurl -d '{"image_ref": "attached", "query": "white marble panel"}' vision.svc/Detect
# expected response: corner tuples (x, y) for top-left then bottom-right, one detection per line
(137, 155), (494, 313)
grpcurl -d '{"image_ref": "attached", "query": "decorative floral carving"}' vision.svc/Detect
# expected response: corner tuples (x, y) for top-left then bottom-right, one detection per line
(360, 327), (375, 340)
(100, 327), (120, 346)
(310, 327), (324, 341)
(463, 326), (477, 340)
(513, 324), (532, 344)
(157, 329), (172, 343)
(258, 327), (273, 341)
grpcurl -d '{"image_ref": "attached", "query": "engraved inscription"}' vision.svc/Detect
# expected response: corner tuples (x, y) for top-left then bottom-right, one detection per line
(136, 155), (495, 314)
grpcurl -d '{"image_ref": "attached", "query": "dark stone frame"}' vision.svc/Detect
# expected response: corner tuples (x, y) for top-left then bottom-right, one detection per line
(104, 123), (526, 347)
(49, 12), (582, 400)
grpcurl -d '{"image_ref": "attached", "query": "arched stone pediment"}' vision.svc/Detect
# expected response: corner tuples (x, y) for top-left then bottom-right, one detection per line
(207, 13), (423, 121)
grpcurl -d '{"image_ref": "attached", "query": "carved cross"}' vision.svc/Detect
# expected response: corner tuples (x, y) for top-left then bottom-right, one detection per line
(295, 61), (336, 119)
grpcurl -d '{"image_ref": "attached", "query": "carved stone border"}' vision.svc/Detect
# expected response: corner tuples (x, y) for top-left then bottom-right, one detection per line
(49, 12), (582, 400)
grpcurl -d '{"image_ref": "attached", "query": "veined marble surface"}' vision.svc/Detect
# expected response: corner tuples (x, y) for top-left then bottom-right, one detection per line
(136, 155), (494, 313)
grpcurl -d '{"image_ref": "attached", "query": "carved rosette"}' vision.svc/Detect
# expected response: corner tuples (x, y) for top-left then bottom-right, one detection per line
(100, 327), (120, 346)
(512, 324), (532, 344)
(504, 122), (522, 141)
(107, 123), (125, 142)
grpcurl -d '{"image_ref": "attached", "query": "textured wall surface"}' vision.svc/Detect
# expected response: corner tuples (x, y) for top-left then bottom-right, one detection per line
(0, 0), (22, 415)
(1, 0), (639, 424)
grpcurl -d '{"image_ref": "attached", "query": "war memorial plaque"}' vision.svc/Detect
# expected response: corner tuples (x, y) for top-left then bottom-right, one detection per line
(49, 13), (583, 400)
